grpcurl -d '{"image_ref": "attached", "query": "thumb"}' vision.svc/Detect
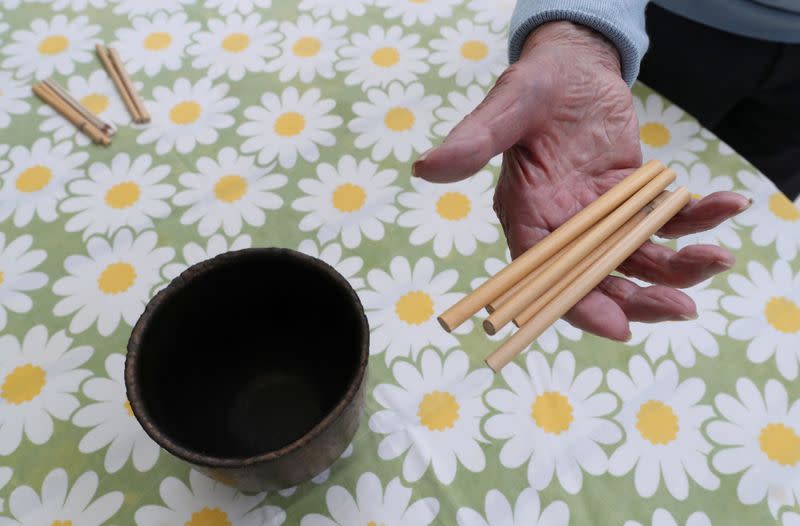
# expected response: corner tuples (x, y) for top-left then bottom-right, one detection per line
(412, 68), (546, 183)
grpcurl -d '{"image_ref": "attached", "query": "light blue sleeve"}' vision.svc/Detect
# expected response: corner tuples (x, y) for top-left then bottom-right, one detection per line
(509, 0), (650, 86)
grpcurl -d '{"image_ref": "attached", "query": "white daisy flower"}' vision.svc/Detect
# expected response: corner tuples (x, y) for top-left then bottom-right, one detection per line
(484, 350), (621, 494)
(634, 94), (706, 165)
(300, 472), (439, 526)
(0, 466), (11, 512)
(238, 87), (342, 168)
(298, 0), (372, 20)
(0, 234), (47, 332)
(336, 25), (429, 89)
(360, 256), (472, 363)
(163, 234), (253, 281)
(51, 0), (108, 11)
(113, 12), (199, 77)
(370, 349), (493, 484)
(672, 162), (742, 249)
(722, 260), (800, 380)
(467, 0), (516, 32)
(37, 70), (131, 146)
(265, 15), (347, 83)
(456, 488), (569, 526)
(274, 443), (355, 499)
(429, 19), (506, 87)
(188, 14), (280, 81)
(784, 512), (800, 526)
(0, 138), (87, 228)
(0, 72), (29, 129)
(735, 169), (800, 261)
(470, 250), (583, 351)
(112, 0), (193, 16)
(1, 468), (122, 525)
(72, 354), (160, 473)
(297, 239), (365, 291)
(0, 326), (91, 455)
(1, 15), (99, 80)
(708, 377), (800, 516)
(173, 147), (287, 237)
(628, 278), (727, 368)
(607, 357), (719, 500)
(624, 508), (712, 526)
(0, 0), (19, 11)
(375, 0), (460, 26)
(60, 153), (175, 240)
(135, 469), (285, 526)
(137, 78), (238, 155)
(349, 81), (441, 162)
(701, 128), (736, 156)
(434, 85), (501, 167)
(293, 155), (400, 249)
(398, 170), (499, 257)
(52, 228), (174, 336)
(203, 0), (271, 16)
(0, 11), (7, 36)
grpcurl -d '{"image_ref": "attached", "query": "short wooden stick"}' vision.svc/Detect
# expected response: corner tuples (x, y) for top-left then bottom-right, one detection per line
(109, 47), (150, 123)
(483, 168), (676, 335)
(96, 44), (140, 122)
(484, 187), (691, 373)
(43, 78), (115, 135)
(32, 83), (110, 146)
(437, 159), (666, 332)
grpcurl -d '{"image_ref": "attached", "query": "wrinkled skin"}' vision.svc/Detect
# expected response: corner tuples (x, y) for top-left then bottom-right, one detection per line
(413, 21), (749, 341)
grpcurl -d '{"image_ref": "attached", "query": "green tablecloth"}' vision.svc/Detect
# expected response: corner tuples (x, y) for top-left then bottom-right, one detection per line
(1, 1), (799, 525)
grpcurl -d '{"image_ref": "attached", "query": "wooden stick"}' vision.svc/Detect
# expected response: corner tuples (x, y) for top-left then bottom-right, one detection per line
(484, 187), (691, 372)
(43, 78), (115, 135)
(483, 168), (676, 335)
(437, 160), (665, 332)
(96, 44), (140, 122)
(512, 191), (671, 327)
(108, 47), (150, 123)
(32, 83), (110, 146)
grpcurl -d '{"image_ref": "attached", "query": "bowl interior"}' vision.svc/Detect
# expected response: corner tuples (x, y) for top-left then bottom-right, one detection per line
(132, 249), (365, 460)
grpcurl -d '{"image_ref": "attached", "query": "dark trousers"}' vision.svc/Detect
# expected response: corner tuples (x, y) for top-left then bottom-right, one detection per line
(639, 4), (800, 199)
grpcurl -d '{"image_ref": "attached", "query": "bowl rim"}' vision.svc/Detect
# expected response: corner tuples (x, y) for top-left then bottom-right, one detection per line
(124, 247), (369, 468)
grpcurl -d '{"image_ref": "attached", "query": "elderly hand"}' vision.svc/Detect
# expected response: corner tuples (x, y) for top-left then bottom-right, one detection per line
(412, 21), (749, 341)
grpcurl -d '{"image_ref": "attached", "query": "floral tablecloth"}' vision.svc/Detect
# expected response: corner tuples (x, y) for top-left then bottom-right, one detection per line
(1, 0), (799, 525)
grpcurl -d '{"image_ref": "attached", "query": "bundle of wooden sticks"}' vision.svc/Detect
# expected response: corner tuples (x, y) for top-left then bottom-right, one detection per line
(437, 160), (690, 373)
(31, 44), (149, 146)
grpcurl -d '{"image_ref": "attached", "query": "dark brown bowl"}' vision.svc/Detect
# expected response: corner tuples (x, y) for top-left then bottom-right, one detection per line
(125, 248), (369, 492)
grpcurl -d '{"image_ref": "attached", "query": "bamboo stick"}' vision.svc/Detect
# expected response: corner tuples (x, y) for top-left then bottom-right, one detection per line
(485, 187), (691, 372)
(108, 47), (150, 123)
(96, 44), (140, 122)
(32, 83), (110, 146)
(483, 168), (676, 335)
(437, 160), (666, 332)
(43, 78), (115, 136)
(512, 191), (670, 327)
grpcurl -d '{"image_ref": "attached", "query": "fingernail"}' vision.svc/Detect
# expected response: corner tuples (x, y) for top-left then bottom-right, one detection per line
(412, 147), (434, 177)
(737, 198), (753, 213)
(679, 313), (698, 321)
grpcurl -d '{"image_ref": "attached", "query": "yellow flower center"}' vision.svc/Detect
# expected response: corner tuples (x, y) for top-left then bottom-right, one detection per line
(105, 181), (141, 209)
(214, 175), (247, 203)
(759, 423), (800, 466)
(409, 0), (428, 3)
(124, 400), (134, 417)
(764, 297), (800, 334)
(691, 192), (703, 201)
(418, 391), (459, 431)
(332, 183), (366, 213)
(98, 262), (137, 295)
(640, 122), (671, 147)
(768, 193), (800, 221)
(222, 33), (250, 53)
(436, 192), (471, 221)
(143, 32), (172, 51)
(1, 364), (46, 405)
(38, 35), (68, 55)
(184, 507), (232, 526)
(384, 107), (415, 132)
(636, 400), (679, 445)
(80, 93), (110, 115)
(395, 291), (433, 325)
(170, 101), (202, 125)
(460, 40), (488, 61)
(15, 165), (52, 193)
(531, 391), (573, 434)
(371, 47), (400, 67)
(0, 271), (4, 285)
(292, 36), (321, 57)
(274, 111), (306, 137)
(52, 521), (72, 526)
